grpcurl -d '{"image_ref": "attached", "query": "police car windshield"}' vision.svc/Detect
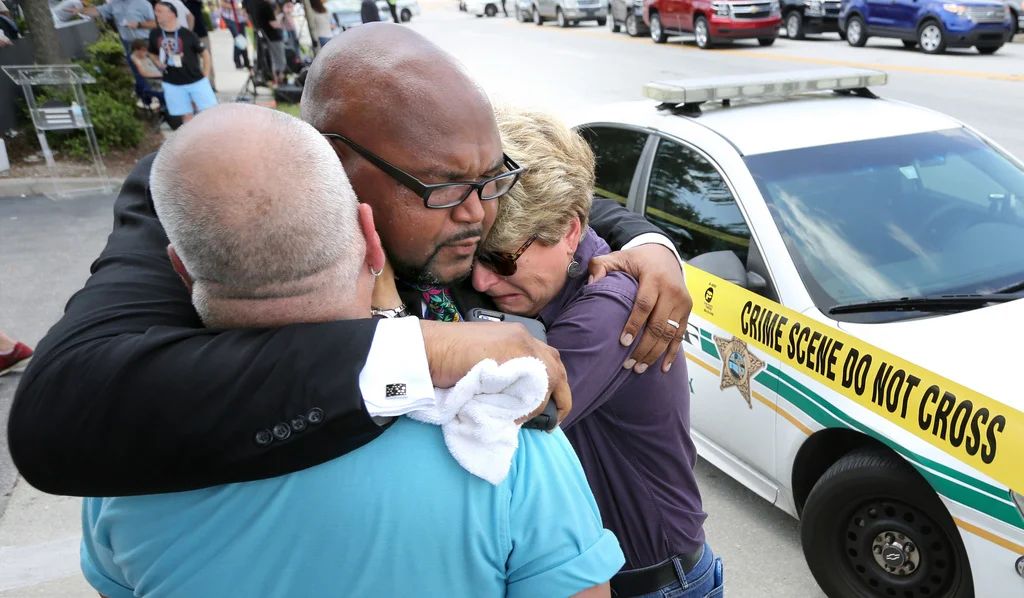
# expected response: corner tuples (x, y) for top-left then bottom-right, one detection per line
(744, 128), (1024, 323)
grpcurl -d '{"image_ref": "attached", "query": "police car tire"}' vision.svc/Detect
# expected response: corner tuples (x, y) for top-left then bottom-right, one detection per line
(801, 447), (973, 598)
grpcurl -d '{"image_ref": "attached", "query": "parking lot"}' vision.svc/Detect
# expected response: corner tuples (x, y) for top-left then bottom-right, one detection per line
(423, 3), (1023, 157)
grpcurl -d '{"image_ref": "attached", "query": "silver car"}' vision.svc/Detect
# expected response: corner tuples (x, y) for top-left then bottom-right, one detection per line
(530, 0), (607, 26)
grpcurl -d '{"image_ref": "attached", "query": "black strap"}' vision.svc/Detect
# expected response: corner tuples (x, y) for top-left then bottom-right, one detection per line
(610, 548), (704, 598)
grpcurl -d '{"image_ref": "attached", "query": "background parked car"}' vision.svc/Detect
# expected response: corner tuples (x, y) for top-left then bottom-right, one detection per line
(999, 0), (1023, 33)
(381, 0), (421, 21)
(839, 0), (1014, 54)
(469, 0), (506, 16)
(643, 0), (781, 48)
(780, 0), (843, 38)
(532, 0), (607, 27)
(609, 0), (650, 34)
(327, 0), (420, 24)
(514, 0), (534, 19)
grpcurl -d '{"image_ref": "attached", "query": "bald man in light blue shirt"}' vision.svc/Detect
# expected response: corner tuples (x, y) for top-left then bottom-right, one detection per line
(79, 104), (624, 598)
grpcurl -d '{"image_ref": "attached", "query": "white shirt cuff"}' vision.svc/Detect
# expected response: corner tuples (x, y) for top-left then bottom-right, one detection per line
(358, 317), (436, 418)
(621, 232), (684, 273)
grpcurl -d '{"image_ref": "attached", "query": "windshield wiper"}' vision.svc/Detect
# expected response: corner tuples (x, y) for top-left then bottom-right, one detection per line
(828, 293), (1020, 315)
(992, 279), (1024, 295)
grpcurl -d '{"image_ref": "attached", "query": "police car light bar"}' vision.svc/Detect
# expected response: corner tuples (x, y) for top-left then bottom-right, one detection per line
(643, 67), (888, 106)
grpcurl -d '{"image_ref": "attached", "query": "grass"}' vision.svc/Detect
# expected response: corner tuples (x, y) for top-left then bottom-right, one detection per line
(276, 103), (301, 118)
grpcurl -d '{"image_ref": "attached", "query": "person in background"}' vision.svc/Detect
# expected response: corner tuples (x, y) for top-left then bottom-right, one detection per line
(279, 0), (299, 57)
(385, 0), (398, 22)
(0, 0), (14, 47)
(0, 330), (32, 376)
(166, 0), (194, 29)
(308, 0), (332, 49)
(220, 0), (250, 69)
(360, 0), (380, 22)
(149, 1), (217, 123)
(469, 107), (721, 598)
(253, 0), (285, 84)
(67, 0), (156, 98)
(80, 103), (625, 598)
(130, 37), (162, 78)
(184, 0), (216, 90)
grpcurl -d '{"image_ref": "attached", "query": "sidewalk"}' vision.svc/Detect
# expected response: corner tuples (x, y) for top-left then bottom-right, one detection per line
(0, 27), (264, 595)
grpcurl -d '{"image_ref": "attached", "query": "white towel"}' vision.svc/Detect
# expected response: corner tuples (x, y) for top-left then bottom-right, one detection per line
(408, 357), (549, 485)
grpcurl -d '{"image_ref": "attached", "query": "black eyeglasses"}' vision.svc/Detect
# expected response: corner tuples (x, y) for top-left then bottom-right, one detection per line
(477, 235), (538, 277)
(322, 133), (523, 209)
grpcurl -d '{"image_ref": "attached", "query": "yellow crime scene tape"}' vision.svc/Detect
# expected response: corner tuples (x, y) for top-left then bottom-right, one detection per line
(682, 263), (1024, 493)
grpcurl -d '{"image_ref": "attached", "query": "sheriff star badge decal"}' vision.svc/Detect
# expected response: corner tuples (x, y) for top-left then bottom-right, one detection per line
(713, 336), (765, 409)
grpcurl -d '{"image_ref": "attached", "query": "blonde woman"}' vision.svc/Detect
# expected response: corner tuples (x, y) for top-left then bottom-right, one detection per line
(471, 106), (721, 598)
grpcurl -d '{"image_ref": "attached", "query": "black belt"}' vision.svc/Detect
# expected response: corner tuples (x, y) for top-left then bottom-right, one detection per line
(610, 547), (704, 598)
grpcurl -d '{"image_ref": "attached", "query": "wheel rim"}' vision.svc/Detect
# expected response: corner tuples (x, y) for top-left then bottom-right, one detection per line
(627, 14), (637, 35)
(920, 24), (941, 51)
(842, 499), (959, 597)
(651, 15), (661, 39)
(402, 9), (410, 19)
(847, 19), (861, 42)
(786, 13), (799, 36)
(696, 19), (708, 45)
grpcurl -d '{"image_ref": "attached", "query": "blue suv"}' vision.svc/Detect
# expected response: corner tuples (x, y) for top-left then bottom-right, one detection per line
(839, 0), (1013, 53)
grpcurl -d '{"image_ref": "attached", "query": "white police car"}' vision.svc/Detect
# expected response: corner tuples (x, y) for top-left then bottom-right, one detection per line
(572, 68), (1024, 598)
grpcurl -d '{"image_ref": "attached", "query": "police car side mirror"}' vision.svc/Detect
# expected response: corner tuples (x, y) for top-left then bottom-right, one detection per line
(688, 250), (749, 288)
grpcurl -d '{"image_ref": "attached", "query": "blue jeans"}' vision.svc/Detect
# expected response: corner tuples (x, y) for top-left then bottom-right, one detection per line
(630, 544), (723, 598)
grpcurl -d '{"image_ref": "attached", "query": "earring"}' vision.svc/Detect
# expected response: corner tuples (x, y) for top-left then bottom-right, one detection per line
(370, 265), (383, 278)
(567, 259), (582, 279)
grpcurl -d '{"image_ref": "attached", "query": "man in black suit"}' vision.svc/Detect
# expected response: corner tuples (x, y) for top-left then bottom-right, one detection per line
(9, 23), (692, 498)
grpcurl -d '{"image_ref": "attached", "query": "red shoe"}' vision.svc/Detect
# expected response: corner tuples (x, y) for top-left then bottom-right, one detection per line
(0, 342), (33, 376)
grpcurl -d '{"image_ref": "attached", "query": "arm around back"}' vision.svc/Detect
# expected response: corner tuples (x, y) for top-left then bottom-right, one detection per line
(9, 154), (386, 497)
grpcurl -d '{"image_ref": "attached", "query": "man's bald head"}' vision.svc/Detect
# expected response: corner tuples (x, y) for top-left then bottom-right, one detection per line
(301, 23), (493, 148)
(299, 24), (504, 286)
(151, 103), (367, 327)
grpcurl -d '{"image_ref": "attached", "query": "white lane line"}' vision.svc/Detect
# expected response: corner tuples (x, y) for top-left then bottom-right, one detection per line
(0, 535), (82, 592)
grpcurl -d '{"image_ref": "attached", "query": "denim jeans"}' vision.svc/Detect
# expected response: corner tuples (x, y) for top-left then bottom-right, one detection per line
(629, 544), (723, 598)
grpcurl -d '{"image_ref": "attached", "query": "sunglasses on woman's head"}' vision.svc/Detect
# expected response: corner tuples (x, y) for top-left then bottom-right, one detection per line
(477, 235), (538, 277)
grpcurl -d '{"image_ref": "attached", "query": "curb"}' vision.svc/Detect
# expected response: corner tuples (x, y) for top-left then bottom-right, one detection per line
(0, 177), (124, 199)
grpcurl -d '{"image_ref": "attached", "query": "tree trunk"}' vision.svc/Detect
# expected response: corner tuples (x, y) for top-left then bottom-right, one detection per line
(21, 0), (68, 65)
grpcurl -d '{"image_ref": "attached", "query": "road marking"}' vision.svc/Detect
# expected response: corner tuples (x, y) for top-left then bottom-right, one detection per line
(0, 535), (81, 592)
(502, 20), (1024, 82)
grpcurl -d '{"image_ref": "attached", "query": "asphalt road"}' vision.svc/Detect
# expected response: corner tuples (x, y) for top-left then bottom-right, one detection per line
(1, 9), (1023, 597)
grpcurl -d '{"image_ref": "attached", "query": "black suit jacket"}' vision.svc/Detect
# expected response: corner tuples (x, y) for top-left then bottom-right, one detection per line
(9, 156), (666, 497)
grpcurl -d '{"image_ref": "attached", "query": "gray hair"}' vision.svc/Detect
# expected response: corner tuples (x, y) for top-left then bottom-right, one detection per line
(150, 104), (364, 322)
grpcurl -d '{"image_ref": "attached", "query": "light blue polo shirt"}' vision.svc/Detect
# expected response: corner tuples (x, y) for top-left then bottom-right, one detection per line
(81, 418), (625, 598)
(95, 0), (155, 41)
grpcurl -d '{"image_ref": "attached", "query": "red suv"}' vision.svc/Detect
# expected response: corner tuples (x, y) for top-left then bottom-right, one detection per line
(644, 0), (781, 48)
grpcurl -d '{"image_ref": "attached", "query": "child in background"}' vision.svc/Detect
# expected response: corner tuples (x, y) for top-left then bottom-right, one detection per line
(130, 38), (163, 79)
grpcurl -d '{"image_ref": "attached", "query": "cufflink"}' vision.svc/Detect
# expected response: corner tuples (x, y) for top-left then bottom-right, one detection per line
(385, 383), (407, 398)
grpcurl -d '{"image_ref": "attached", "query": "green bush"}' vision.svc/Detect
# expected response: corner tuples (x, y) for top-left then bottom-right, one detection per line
(33, 30), (145, 158)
